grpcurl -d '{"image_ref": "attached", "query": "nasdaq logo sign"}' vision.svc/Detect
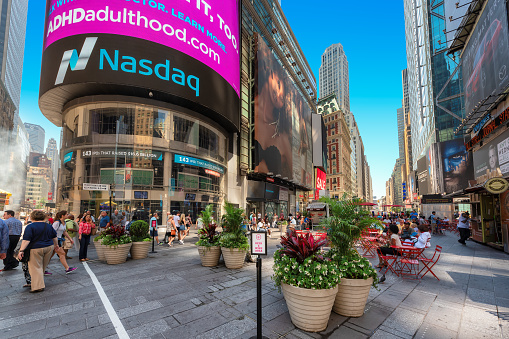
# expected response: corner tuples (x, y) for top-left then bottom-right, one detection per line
(55, 37), (98, 85)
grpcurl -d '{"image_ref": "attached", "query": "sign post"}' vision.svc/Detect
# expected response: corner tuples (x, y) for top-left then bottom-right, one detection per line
(149, 218), (158, 254)
(250, 231), (268, 339)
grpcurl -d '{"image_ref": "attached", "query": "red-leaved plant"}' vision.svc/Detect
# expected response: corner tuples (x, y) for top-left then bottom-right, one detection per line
(103, 224), (127, 239)
(280, 230), (328, 264)
(197, 224), (219, 246)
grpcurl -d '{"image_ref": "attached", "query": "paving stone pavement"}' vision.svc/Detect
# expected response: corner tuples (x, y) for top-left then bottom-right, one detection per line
(1, 230), (508, 338)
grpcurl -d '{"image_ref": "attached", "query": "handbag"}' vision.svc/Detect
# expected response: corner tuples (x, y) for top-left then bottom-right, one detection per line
(91, 226), (97, 236)
(16, 224), (48, 263)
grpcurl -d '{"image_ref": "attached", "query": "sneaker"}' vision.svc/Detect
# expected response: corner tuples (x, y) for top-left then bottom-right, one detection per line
(158, 242), (164, 245)
(65, 267), (78, 274)
(44, 271), (52, 276)
(179, 240), (184, 245)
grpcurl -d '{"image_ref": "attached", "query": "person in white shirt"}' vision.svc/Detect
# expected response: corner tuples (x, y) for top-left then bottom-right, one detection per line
(415, 224), (431, 249)
(457, 212), (470, 245)
(290, 216), (297, 227)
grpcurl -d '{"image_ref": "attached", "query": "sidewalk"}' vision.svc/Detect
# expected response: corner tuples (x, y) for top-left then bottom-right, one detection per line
(0, 230), (508, 338)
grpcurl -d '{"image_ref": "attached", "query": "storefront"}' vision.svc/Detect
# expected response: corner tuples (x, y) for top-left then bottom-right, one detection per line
(246, 180), (292, 222)
(58, 100), (228, 224)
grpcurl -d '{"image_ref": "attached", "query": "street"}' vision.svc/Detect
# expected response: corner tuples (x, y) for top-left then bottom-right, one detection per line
(1, 230), (508, 339)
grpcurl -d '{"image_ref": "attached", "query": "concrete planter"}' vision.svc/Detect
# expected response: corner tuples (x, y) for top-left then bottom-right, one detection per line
(94, 240), (106, 261)
(282, 283), (338, 332)
(103, 243), (132, 265)
(221, 247), (246, 269)
(333, 277), (373, 317)
(130, 241), (151, 260)
(198, 246), (221, 267)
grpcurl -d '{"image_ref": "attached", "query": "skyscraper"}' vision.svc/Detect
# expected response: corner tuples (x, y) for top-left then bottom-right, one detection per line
(319, 43), (350, 113)
(45, 137), (59, 183)
(397, 107), (405, 159)
(24, 122), (45, 153)
(5, 0), (28, 110)
(403, 0), (464, 171)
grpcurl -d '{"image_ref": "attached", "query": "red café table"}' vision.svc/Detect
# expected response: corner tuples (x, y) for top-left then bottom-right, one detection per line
(391, 245), (424, 278)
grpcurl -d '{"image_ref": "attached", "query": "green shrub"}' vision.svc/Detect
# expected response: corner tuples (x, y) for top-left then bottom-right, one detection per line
(218, 201), (248, 249)
(129, 220), (150, 242)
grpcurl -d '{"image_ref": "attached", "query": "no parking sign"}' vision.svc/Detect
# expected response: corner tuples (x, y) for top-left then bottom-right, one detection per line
(250, 231), (267, 256)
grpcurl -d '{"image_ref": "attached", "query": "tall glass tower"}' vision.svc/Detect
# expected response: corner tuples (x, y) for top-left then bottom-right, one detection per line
(319, 43), (350, 113)
(403, 0), (464, 170)
(5, 0), (28, 111)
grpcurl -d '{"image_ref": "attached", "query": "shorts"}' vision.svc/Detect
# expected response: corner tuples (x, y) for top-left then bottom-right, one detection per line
(150, 230), (157, 237)
(63, 238), (73, 250)
(179, 225), (186, 231)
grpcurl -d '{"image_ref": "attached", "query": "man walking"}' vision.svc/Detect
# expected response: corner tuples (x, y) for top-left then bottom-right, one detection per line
(429, 211), (437, 234)
(458, 212), (471, 245)
(111, 210), (121, 226)
(0, 218), (9, 263)
(2, 210), (22, 271)
(99, 211), (110, 230)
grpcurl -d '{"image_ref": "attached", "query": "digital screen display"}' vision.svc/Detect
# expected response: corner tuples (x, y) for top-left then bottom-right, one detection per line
(462, 0), (509, 116)
(185, 193), (196, 201)
(134, 191), (148, 199)
(44, 0), (240, 95)
(253, 34), (313, 188)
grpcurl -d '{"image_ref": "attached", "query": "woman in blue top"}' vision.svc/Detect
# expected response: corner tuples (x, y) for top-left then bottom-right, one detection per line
(17, 210), (58, 293)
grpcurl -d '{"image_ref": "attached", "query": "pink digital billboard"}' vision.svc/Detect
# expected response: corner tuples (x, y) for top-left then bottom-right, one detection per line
(44, 0), (240, 96)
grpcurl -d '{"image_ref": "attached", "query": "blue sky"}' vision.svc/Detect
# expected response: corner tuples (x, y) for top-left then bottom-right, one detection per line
(19, 1), (407, 198)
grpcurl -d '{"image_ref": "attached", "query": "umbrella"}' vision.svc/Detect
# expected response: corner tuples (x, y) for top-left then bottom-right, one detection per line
(357, 202), (377, 206)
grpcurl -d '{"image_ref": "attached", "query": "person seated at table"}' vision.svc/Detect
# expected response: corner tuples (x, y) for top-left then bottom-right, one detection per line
(415, 224), (431, 249)
(376, 224), (402, 268)
(401, 222), (413, 239)
(257, 218), (272, 238)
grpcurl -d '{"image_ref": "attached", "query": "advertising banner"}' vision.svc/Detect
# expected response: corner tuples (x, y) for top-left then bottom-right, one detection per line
(462, 0), (509, 116)
(473, 128), (509, 178)
(174, 154), (224, 173)
(315, 168), (326, 200)
(417, 156), (430, 196)
(253, 34), (313, 188)
(438, 139), (474, 193)
(81, 148), (163, 160)
(40, 0), (240, 131)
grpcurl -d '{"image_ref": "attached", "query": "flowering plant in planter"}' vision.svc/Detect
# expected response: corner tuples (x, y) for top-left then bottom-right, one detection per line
(329, 249), (378, 288)
(101, 224), (132, 247)
(273, 231), (341, 291)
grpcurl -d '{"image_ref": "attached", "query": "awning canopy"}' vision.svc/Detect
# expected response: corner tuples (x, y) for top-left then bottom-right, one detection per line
(307, 202), (327, 210)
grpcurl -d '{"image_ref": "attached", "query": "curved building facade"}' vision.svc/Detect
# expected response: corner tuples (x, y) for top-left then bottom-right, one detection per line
(40, 0), (241, 222)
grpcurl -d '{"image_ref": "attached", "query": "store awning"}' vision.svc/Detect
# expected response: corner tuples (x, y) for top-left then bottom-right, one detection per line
(0, 189), (12, 197)
(307, 202), (327, 210)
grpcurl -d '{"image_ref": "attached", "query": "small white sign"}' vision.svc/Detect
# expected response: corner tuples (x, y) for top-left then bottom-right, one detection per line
(251, 231), (267, 255)
(83, 183), (110, 191)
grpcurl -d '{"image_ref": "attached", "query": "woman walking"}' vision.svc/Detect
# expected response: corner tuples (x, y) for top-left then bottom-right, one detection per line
(166, 213), (177, 247)
(49, 211), (78, 275)
(79, 215), (96, 261)
(179, 213), (187, 244)
(17, 210), (58, 293)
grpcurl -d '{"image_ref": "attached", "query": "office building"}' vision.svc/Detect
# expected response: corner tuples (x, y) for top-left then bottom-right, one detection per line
(319, 43), (350, 113)
(24, 123), (45, 154)
(45, 137), (59, 183)
(403, 0), (464, 174)
(317, 94), (351, 198)
(0, 79), (15, 131)
(4, 0), (28, 111)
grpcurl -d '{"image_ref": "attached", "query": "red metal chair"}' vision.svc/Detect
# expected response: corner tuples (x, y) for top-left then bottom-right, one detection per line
(418, 245), (442, 280)
(397, 247), (423, 280)
(377, 247), (399, 276)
